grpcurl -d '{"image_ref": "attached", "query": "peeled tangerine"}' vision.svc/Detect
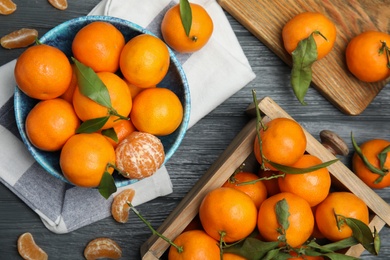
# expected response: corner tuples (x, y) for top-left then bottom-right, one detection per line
(84, 237), (122, 260)
(115, 131), (165, 180)
(17, 232), (48, 260)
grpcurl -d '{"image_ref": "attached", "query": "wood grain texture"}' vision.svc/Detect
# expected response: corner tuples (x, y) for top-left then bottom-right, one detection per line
(217, 0), (390, 115)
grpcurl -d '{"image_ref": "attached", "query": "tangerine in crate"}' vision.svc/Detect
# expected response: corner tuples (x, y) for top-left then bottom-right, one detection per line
(14, 16), (190, 188)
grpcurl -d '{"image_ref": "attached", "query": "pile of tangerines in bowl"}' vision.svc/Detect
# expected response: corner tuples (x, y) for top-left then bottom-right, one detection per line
(13, 3), (213, 199)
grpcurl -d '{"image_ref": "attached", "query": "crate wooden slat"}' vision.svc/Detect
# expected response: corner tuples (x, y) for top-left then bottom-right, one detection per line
(140, 96), (390, 259)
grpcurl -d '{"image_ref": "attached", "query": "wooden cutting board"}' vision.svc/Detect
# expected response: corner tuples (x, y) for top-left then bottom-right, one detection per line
(217, 0), (390, 115)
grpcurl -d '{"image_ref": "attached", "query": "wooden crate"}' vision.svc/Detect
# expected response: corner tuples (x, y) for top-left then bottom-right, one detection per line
(140, 96), (390, 259)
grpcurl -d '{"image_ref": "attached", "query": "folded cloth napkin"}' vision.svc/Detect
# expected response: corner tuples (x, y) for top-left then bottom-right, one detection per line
(0, 0), (255, 234)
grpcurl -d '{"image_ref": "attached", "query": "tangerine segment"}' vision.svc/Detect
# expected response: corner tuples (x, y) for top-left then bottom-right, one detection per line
(48, 0), (67, 10)
(254, 117), (307, 170)
(130, 87), (183, 136)
(0, 0), (17, 15)
(17, 232), (48, 260)
(72, 71), (132, 130)
(168, 230), (220, 260)
(1, 28), (38, 49)
(14, 44), (73, 100)
(257, 192), (314, 248)
(84, 237), (122, 260)
(119, 34), (170, 88)
(111, 188), (135, 223)
(199, 187), (257, 243)
(282, 12), (336, 60)
(346, 31), (390, 82)
(25, 98), (80, 151)
(161, 3), (214, 53)
(72, 21), (125, 73)
(60, 133), (116, 188)
(115, 131), (165, 180)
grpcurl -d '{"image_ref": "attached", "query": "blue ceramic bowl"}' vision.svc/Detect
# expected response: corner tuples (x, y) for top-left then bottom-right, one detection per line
(14, 15), (191, 187)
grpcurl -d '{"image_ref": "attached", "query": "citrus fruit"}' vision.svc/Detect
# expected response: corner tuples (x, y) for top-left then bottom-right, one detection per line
(60, 64), (77, 103)
(48, 0), (67, 10)
(346, 31), (390, 82)
(84, 237), (122, 260)
(25, 98), (80, 151)
(115, 131), (165, 180)
(104, 119), (136, 148)
(258, 169), (281, 197)
(72, 71), (132, 130)
(315, 191), (369, 242)
(14, 44), (72, 100)
(223, 253), (247, 260)
(60, 133), (116, 188)
(111, 189), (135, 223)
(161, 3), (213, 53)
(352, 138), (390, 189)
(199, 187), (257, 243)
(222, 171), (268, 209)
(72, 21), (125, 73)
(1, 28), (38, 49)
(257, 192), (314, 248)
(125, 79), (155, 99)
(282, 12), (337, 60)
(168, 230), (220, 260)
(130, 87), (183, 136)
(17, 232), (48, 260)
(0, 0), (16, 15)
(119, 34), (169, 88)
(278, 154), (331, 207)
(253, 117), (307, 170)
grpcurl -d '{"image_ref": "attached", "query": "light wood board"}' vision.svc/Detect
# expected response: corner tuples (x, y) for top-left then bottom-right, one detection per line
(217, 0), (390, 115)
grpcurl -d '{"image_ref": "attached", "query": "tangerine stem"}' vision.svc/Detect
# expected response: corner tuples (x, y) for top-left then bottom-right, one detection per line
(252, 89), (267, 170)
(313, 30), (329, 42)
(128, 203), (183, 253)
(219, 231), (226, 260)
(379, 40), (390, 69)
(108, 108), (130, 121)
(237, 173), (285, 186)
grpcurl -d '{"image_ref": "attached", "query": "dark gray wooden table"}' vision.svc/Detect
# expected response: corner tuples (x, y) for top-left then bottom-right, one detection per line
(1, 1), (389, 259)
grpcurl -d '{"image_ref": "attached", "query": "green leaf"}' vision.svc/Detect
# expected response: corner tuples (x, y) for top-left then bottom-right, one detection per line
(262, 248), (290, 260)
(98, 171), (117, 199)
(374, 227), (381, 255)
(101, 128), (118, 143)
(308, 237), (359, 252)
(268, 159), (338, 174)
(76, 116), (110, 133)
(378, 145), (390, 170)
(179, 0), (192, 37)
(321, 252), (361, 260)
(345, 217), (379, 255)
(72, 57), (112, 108)
(351, 132), (386, 180)
(223, 237), (279, 260)
(290, 33), (318, 105)
(275, 199), (290, 232)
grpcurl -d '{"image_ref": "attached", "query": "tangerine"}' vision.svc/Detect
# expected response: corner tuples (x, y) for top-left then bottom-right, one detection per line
(60, 133), (116, 188)
(115, 131), (165, 180)
(222, 171), (268, 209)
(161, 3), (213, 53)
(257, 192), (314, 248)
(130, 87), (183, 136)
(84, 237), (122, 260)
(0, 0), (16, 15)
(282, 12), (337, 60)
(199, 187), (257, 243)
(315, 192), (369, 242)
(120, 34), (170, 88)
(104, 119), (136, 148)
(346, 31), (390, 82)
(223, 253), (247, 260)
(352, 139), (390, 189)
(72, 71), (132, 130)
(14, 44), (72, 100)
(278, 154), (331, 207)
(168, 230), (220, 260)
(25, 98), (80, 151)
(72, 21), (125, 73)
(17, 232), (48, 260)
(253, 118), (307, 170)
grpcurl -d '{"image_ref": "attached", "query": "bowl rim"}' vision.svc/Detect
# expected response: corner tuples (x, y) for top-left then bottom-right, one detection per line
(14, 15), (191, 187)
